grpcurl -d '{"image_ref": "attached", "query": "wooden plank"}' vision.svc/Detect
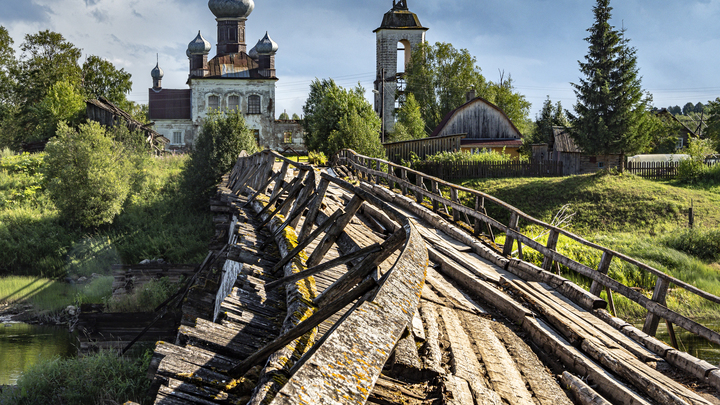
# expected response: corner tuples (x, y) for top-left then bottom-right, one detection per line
(425, 267), (488, 315)
(561, 371), (613, 405)
(459, 312), (533, 405)
(419, 301), (445, 375)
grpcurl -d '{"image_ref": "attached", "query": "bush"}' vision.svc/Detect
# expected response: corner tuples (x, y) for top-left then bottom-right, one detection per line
(677, 137), (715, 183)
(108, 276), (182, 312)
(0, 350), (152, 405)
(183, 110), (259, 206)
(43, 121), (132, 227)
(307, 151), (327, 166)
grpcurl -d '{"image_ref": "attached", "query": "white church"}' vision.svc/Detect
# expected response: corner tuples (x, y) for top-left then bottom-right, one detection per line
(148, 0), (304, 152)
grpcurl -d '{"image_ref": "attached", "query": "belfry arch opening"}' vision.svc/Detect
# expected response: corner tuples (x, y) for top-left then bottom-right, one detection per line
(397, 39), (412, 74)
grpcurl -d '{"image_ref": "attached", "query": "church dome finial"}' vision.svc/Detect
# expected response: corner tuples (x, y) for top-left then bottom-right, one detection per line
(208, 0), (254, 19)
(151, 55), (164, 79)
(255, 32), (278, 55)
(188, 31), (211, 55)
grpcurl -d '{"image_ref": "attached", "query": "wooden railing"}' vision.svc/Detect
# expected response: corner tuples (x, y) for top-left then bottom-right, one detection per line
(225, 150), (428, 404)
(334, 149), (720, 348)
(383, 133), (465, 163)
(413, 160), (563, 180)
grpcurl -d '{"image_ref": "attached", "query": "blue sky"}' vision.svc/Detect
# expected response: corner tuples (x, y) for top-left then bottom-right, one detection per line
(1, 0), (719, 120)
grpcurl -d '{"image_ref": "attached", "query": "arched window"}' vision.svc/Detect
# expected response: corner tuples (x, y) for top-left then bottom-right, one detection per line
(397, 40), (412, 74)
(208, 95), (220, 111)
(228, 95), (240, 111)
(248, 95), (261, 114)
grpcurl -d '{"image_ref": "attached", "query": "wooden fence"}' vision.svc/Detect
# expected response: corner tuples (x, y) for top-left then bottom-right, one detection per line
(627, 160), (718, 180)
(334, 148), (720, 350)
(413, 160), (563, 180)
(383, 133), (465, 163)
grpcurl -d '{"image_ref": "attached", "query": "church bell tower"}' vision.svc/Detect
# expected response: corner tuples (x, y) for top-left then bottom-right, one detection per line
(374, 0), (428, 136)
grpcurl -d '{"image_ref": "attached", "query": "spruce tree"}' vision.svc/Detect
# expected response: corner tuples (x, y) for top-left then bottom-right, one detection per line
(568, 0), (648, 156)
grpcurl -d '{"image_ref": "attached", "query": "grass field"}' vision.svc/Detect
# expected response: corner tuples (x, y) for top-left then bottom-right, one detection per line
(456, 171), (720, 320)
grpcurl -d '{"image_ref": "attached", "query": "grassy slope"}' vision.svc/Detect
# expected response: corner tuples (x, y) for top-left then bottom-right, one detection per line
(456, 172), (720, 320)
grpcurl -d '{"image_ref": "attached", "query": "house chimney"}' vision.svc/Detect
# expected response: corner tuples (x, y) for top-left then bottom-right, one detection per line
(466, 89), (476, 103)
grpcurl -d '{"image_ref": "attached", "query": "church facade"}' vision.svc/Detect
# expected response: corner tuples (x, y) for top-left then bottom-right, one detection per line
(148, 0), (305, 152)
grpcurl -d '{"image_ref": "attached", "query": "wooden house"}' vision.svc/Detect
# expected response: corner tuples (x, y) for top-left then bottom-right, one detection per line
(86, 97), (169, 152)
(531, 127), (623, 175)
(430, 95), (523, 158)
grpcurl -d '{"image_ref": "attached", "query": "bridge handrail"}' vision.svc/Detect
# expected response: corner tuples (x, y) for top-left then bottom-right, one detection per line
(335, 148), (720, 346)
(227, 149), (428, 404)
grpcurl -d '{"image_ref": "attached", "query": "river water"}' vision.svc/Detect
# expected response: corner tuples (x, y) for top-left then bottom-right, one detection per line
(0, 321), (76, 386)
(649, 320), (720, 365)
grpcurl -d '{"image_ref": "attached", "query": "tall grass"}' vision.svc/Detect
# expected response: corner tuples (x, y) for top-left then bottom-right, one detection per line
(0, 350), (152, 405)
(0, 276), (112, 317)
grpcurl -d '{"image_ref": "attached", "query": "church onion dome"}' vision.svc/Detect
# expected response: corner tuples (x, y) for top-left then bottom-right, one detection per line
(208, 0), (254, 19)
(248, 44), (259, 59)
(151, 63), (164, 79)
(255, 32), (278, 55)
(188, 31), (211, 55)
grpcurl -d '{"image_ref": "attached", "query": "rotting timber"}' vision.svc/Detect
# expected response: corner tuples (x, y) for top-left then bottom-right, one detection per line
(145, 149), (720, 405)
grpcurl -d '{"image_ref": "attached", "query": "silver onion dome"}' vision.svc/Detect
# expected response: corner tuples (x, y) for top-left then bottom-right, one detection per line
(255, 32), (278, 55)
(151, 63), (164, 79)
(188, 31), (211, 55)
(248, 44), (259, 59)
(208, 0), (254, 19)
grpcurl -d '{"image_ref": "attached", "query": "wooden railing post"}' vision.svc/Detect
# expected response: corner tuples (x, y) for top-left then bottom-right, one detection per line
(590, 252), (613, 296)
(642, 277), (671, 337)
(415, 175), (423, 204)
(431, 180), (439, 212)
(299, 178), (330, 241)
(473, 196), (481, 236)
(388, 164), (395, 190)
(305, 194), (365, 268)
(451, 188), (459, 222)
(373, 159), (379, 185)
(542, 229), (560, 271)
(401, 168), (408, 196)
(502, 213), (519, 257)
(270, 161), (289, 200)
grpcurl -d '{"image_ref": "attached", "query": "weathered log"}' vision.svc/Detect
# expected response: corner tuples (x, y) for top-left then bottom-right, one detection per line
(419, 302), (445, 375)
(561, 371), (613, 405)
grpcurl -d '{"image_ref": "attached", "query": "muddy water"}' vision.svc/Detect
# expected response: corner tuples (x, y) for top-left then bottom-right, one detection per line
(0, 321), (76, 385)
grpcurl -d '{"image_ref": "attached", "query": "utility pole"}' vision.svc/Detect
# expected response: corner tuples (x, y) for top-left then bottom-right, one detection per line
(373, 67), (386, 143)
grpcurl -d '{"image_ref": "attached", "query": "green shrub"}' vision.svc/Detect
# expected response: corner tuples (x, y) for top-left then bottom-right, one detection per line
(307, 151), (327, 166)
(108, 276), (182, 312)
(43, 121), (132, 227)
(677, 137), (715, 183)
(182, 110), (259, 206)
(0, 350), (152, 405)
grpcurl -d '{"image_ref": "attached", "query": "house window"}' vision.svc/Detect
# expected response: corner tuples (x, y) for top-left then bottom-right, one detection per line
(283, 132), (293, 144)
(208, 95), (219, 111)
(248, 95), (261, 114)
(228, 95), (240, 111)
(589, 156), (597, 163)
(253, 129), (260, 145)
(173, 131), (182, 145)
(676, 137), (684, 150)
(598, 162), (605, 169)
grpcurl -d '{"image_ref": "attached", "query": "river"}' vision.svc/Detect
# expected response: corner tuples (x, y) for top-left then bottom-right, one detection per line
(0, 320), (76, 386)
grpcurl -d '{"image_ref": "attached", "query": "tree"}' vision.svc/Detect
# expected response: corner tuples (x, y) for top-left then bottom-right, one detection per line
(30, 80), (86, 141)
(527, 97), (567, 145)
(668, 105), (682, 115)
(0, 26), (15, 110)
(82, 55), (132, 106)
(278, 111), (290, 120)
(485, 73), (532, 134)
(291, 113), (301, 120)
(302, 78), (384, 158)
(567, 0), (650, 156)
(44, 121), (132, 228)
(695, 102), (706, 114)
(183, 110), (259, 206)
(15, 30), (82, 106)
(389, 93), (426, 142)
(682, 102), (696, 116)
(706, 98), (720, 150)
(405, 42), (487, 131)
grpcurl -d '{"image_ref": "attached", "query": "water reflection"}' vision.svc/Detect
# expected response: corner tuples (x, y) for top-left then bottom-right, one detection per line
(0, 322), (76, 385)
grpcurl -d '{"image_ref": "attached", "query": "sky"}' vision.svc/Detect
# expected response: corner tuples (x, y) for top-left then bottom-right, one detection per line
(1, 0), (719, 121)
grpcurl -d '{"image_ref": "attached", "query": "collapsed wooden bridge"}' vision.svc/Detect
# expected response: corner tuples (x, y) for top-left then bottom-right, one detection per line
(145, 149), (720, 405)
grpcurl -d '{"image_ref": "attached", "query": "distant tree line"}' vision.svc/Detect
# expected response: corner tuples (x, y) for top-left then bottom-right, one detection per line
(666, 102), (709, 116)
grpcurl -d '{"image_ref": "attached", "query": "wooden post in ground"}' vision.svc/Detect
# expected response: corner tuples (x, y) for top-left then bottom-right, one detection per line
(542, 229), (560, 271)
(642, 277), (671, 337)
(502, 213), (519, 257)
(305, 195), (365, 268)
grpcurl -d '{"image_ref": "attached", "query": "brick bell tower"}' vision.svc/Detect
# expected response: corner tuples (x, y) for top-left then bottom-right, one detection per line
(374, 0), (428, 136)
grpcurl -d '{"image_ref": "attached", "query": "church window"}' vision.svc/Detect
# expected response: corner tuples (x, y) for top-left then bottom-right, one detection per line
(208, 95), (219, 111)
(253, 129), (260, 144)
(228, 95), (240, 111)
(173, 131), (182, 145)
(248, 95), (261, 114)
(283, 132), (292, 144)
